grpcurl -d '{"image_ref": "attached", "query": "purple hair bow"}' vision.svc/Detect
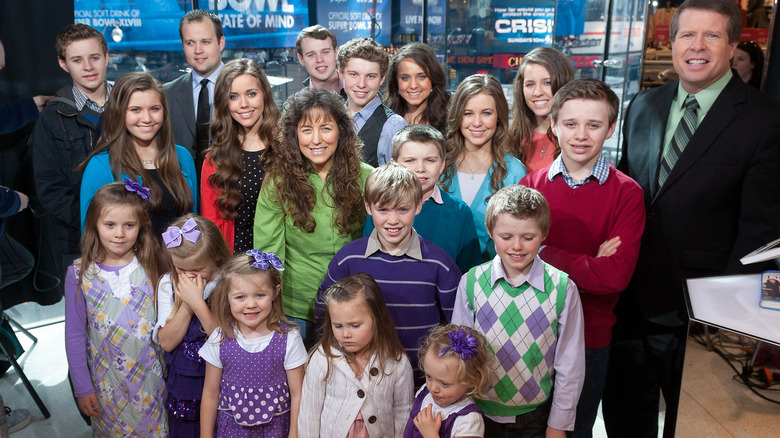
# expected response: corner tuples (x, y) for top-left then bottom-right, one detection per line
(162, 218), (201, 248)
(439, 329), (479, 361)
(123, 177), (150, 200)
(246, 249), (285, 271)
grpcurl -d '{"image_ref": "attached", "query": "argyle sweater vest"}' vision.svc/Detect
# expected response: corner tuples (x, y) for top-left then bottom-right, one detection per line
(465, 261), (568, 417)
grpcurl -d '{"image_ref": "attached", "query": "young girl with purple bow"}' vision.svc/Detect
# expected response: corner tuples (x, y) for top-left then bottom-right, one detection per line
(65, 180), (168, 436)
(404, 324), (492, 438)
(155, 214), (231, 437)
(199, 250), (306, 437)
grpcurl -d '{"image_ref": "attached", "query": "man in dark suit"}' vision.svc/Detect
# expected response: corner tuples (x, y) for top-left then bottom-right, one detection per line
(164, 9), (224, 177)
(602, 1), (780, 437)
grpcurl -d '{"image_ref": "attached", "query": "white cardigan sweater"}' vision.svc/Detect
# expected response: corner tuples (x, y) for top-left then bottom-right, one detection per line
(298, 346), (414, 438)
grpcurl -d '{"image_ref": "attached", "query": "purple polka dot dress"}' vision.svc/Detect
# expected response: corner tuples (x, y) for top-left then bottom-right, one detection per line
(216, 328), (291, 437)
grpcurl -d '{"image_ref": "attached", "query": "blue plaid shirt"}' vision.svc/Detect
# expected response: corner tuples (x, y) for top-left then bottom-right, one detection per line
(547, 154), (610, 188)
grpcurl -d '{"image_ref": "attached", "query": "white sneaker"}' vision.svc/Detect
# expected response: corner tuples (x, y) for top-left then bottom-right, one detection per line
(5, 407), (31, 434)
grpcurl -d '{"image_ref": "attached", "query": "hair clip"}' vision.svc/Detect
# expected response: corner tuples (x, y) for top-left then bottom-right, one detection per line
(439, 329), (479, 361)
(247, 249), (285, 271)
(162, 217), (201, 248)
(123, 177), (151, 201)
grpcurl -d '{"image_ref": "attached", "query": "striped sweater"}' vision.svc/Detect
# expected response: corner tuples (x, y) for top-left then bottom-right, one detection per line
(316, 235), (461, 373)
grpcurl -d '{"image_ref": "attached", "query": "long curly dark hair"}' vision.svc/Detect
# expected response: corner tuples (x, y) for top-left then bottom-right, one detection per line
(263, 88), (365, 235)
(83, 72), (192, 215)
(205, 58), (279, 219)
(509, 47), (574, 163)
(384, 43), (450, 134)
(440, 74), (511, 194)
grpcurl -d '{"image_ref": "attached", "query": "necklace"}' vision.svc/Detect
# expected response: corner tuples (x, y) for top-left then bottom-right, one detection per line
(540, 146), (548, 158)
(461, 153), (491, 179)
(142, 159), (154, 165)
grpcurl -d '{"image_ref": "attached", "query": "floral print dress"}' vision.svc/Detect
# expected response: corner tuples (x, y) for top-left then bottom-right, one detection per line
(69, 258), (168, 436)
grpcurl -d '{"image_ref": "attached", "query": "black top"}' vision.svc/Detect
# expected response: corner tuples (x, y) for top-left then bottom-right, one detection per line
(234, 149), (265, 253)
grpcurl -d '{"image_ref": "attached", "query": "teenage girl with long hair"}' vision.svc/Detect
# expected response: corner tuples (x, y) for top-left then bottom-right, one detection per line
(509, 47), (574, 172)
(385, 42), (450, 134)
(440, 74), (526, 260)
(201, 58), (280, 253)
(80, 72), (196, 237)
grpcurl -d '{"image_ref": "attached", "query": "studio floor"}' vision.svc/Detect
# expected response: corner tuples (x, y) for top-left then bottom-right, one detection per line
(0, 301), (777, 437)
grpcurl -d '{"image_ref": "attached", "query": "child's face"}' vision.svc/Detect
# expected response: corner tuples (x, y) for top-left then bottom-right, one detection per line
(228, 272), (279, 338)
(171, 255), (216, 283)
(394, 141), (445, 199)
(125, 90), (163, 148)
(488, 213), (545, 283)
(97, 204), (139, 266)
(57, 38), (108, 96)
(342, 58), (384, 113)
(298, 111), (339, 176)
(365, 198), (422, 254)
(228, 73), (264, 134)
(422, 349), (471, 408)
(397, 58), (432, 109)
(329, 297), (374, 358)
(522, 63), (553, 122)
(552, 98), (616, 175)
(460, 92), (497, 151)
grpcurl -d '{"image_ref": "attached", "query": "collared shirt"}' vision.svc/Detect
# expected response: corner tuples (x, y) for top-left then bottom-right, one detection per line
(661, 70), (732, 158)
(451, 255), (585, 430)
(191, 63), (224, 118)
(426, 184), (444, 205)
(351, 96), (408, 165)
(364, 228), (423, 260)
(548, 154), (610, 189)
(72, 82), (112, 113)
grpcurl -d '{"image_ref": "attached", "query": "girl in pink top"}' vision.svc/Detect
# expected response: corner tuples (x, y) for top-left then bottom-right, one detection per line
(509, 47), (574, 172)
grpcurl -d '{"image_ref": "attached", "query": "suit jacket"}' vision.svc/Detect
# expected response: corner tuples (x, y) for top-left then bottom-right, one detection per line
(617, 73), (780, 326)
(164, 72), (196, 158)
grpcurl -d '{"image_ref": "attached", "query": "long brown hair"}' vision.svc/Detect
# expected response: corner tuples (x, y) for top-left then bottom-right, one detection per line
(263, 87), (365, 235)
(209, 253), (293, 339)
(509, 47), (574, 163)
(77, 182), (160, 294)
(311, 273), (406, 380)
(206, 58), (280, 219)
(384, 43), (450, 134)
(162, 214), (231, 319)
(83, 72), (193, 215)
(441, 74), (511, 193)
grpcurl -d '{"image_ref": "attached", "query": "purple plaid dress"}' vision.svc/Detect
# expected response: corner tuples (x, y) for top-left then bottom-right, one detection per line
(76, 258), (168, 436)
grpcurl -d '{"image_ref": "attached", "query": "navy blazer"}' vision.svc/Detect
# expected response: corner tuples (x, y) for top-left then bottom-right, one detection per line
(618, 73), (780, 326)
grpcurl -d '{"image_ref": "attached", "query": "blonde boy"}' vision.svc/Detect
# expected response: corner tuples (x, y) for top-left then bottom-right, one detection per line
(318, 163), (461, 378)
(451, 184), (585, 437)
(364, 125), (480, 272)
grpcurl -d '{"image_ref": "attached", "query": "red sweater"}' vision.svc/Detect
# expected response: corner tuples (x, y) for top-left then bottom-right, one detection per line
(200, 157), (235, 251)
(520, 164), (645, 348)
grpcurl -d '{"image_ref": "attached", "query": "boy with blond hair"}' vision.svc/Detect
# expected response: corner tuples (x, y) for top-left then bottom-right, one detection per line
(452, 184), (585, 437)
(317, 163), (461, 376)
(337, 37), (407, 166)
(520, 78), (645, 437)
(364, 124), (481, 272)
